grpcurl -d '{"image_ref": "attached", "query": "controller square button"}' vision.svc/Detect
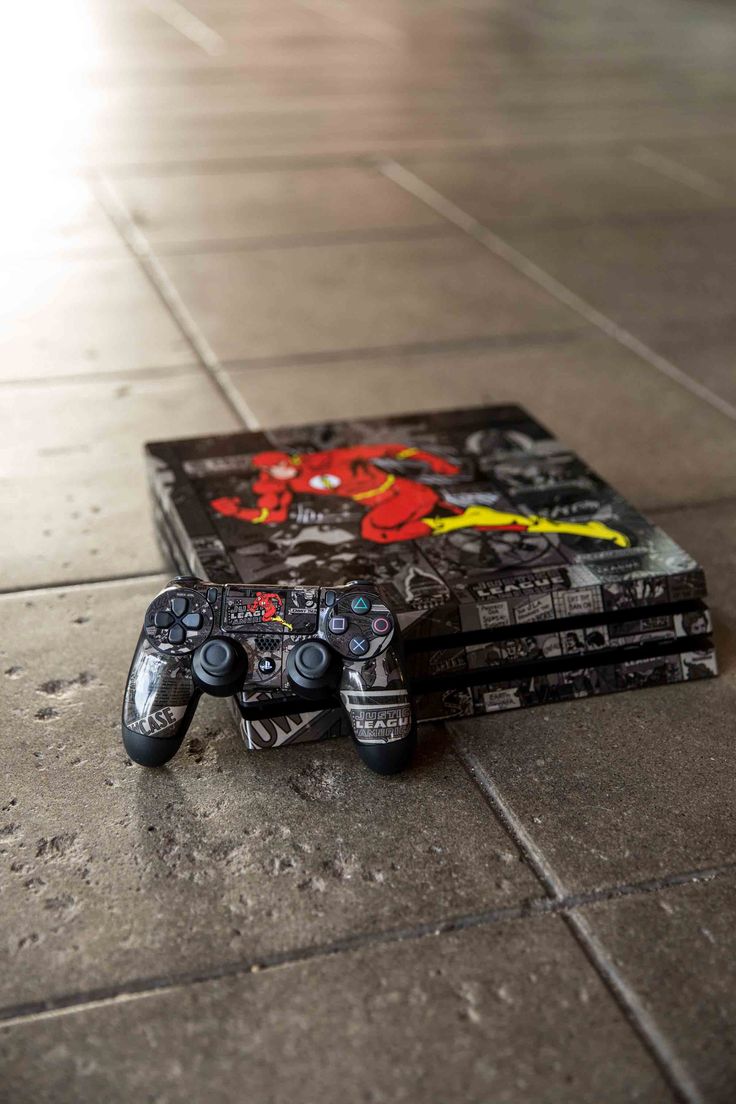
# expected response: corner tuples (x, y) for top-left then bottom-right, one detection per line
(171, 596), (188, 617)
(329, 616), (348, 635)
(349, 635), (370, 656)
(153, 611), (174, 628)
(182, 612), (203, 630)
(168, 624), (186, 645)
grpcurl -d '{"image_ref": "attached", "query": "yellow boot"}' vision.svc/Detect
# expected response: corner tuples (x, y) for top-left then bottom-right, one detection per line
(422, 505), (629, 548)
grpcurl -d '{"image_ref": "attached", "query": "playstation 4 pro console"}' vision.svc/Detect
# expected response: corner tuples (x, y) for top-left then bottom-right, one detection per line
(145, 405), (716, 750)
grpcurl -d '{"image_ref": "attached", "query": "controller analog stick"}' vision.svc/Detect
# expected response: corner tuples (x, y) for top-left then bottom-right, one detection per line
(287, 640), (338, 697)
(192, 638), (247, 696)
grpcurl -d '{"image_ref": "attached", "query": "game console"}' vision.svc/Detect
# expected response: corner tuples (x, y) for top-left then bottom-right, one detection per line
(143, 405), (716, 754)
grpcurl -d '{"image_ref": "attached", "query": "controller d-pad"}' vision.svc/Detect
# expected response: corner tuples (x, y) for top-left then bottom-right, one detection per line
(171, 596), (189, 617)
(349, 635), (370, 657)
(154, 610), (174, 629)
(182, 612), (202, 630)
(169, 624), (186, 645)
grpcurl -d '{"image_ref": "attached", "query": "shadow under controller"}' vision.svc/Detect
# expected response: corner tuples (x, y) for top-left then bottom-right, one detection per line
(145, 404), (716, 752)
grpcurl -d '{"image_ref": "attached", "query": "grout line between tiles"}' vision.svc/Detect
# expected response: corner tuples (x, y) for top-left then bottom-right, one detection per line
(451, 738), (706, 1104)
(0, 860), (732, 1032)
(141, 0), (226, 55)
(88, 172), (261, 431)
(377, 158), (736, 427)
(630, 147), (727, 201)
(0, 571), (167, 600)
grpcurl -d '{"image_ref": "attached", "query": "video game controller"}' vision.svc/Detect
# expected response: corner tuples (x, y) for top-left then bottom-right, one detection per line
(121, 576), (415, 775)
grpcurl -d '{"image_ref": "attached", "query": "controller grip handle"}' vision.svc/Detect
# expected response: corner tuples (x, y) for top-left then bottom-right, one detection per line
(121, 634), (200, 767)
(339, 657), (416, 775)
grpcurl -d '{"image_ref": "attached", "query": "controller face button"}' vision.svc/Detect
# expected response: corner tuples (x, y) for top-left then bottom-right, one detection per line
(350, 595), (372, 614)
(154, 611), (175, 628)
(328, 616), (348, 635)
(324, 590), (337, 607)
(171, 596), (189, 617)
(168, 624), (186, 645)
(348, 635), (370, 657)
(182, 612), (203, 630)
(258, 656), (277, 675)
(372, 616), (392, 636)
(206, 587), (219, 605)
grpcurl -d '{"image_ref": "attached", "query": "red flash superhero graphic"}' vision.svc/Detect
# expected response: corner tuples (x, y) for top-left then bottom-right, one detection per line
(211, 445), (629, 547)
(246, 591), (293, 631)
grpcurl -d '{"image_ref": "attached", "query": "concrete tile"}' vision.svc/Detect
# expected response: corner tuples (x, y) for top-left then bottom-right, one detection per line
(0, 372), (239, 589)
(0, 175), (121, 258)
(163, 235), (583, 363)
(0, 578), (540, 1009)
(0, 918), (672, 1103)
(449, 498), (736, 893)
(113, 165), (443, 249)
(228, 333), (736, 510)
(642, 137), (736, 192)
(0, 256), (191, 382)
(650, 500), (736, 628)
(480, 213), (736, 408)
(404, 148), (732, 227)
(580, 874), (736, 1102)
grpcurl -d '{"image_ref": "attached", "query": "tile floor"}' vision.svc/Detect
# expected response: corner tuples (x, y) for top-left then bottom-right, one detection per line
(1, 1), (736, 1100)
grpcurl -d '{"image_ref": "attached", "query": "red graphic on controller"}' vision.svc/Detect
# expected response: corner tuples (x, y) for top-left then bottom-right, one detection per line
(210, 445), (629, 548)
(246, 591), (293, 631)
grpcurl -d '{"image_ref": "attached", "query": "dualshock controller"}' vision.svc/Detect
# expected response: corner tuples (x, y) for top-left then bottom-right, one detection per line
(121, 577), (415, 775)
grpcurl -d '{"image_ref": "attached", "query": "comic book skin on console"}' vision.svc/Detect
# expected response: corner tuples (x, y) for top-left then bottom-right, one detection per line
(146, 406), (707, 642)
(239, 641), (717, 750)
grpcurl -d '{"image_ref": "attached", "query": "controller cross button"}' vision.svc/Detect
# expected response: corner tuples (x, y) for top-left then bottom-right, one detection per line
(153, 611), (175, 629)
(182, 612), (203, 630)
(171, 596), (189, 617)
(328, 616), (348, 635)
(168, 624), (186, 645)
(372, 616), (392, 636)
(349, 635), (370, 657)
(350, 595), (372, 614)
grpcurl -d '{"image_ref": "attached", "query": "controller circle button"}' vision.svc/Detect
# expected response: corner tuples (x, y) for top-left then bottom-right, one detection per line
(372, 616), (392, 636)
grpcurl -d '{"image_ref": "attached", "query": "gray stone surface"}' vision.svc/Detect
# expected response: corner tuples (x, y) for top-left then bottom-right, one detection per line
(581, 873), (736, 1103)
(0, 917), (673, 1104)
(228, 332), (736, 510)
(0, 578), (540, 1011)
(0, 255), (191, 383)
(113, 165), (444, 249)
(450, 499), (736, 893)
(162, 234), (584, 363)
(0, 372), (239, 590)
(404, 148), (732, 227)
